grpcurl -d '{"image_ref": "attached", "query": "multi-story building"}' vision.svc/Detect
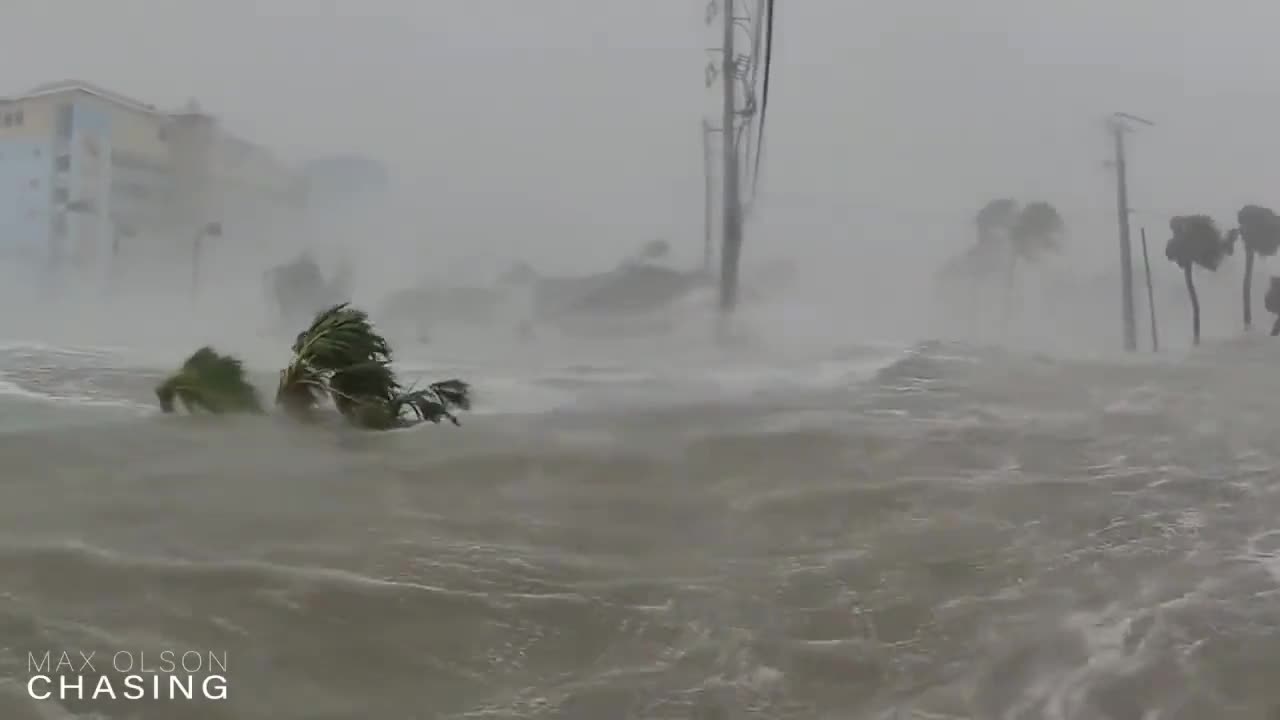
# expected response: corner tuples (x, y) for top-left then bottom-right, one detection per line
(0, 79), (297, 280)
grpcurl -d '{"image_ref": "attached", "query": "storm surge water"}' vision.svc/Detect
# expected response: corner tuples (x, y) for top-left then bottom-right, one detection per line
(3, 305), (1280, 718)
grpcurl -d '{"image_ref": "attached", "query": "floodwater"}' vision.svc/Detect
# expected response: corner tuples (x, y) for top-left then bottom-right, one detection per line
(2, 330), (1280, 719)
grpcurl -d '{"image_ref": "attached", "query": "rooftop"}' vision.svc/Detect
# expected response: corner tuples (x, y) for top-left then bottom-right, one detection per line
(1, 79), (212, 119)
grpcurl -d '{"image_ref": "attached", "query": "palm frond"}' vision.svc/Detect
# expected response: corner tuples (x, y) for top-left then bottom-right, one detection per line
(156, 346), (262, 415)
(1010, 201), (1064, 259)
(975, 198), (1018, 239)
(1167, 215), (1230, 271)
(391, 380), (473, 426)
(428, 379), (472, 411)
(1238, 205), (1280, 257)
(275, 363), (329, 419)
(328, 360), (401, 417)
(276, 303), (473, 430)
(291, 302), (391, 371)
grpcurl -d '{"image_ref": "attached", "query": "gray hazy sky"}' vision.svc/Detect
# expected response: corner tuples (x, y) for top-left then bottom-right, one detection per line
(2, 0), (1278, 280)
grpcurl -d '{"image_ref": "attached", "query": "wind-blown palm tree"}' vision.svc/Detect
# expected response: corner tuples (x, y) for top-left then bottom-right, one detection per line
(1266, 276), (1280, 336)
(1228, 205), (1280, 330)
(276, 303), (471, 428)
(933, 198), (1063, 339)
(1004, 201), (1065, 321)
(950, 198), (1018, 336)
(1166, 215), (1234, 345)
(155, 347), (263, 415)
(975, 198), (1019, 250)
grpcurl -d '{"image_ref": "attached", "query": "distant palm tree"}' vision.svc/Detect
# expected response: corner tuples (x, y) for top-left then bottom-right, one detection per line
(960, 198), (1018, 334)
(975, 198), (1019, 250)
(1166, 215), (1233, 345)
(1004, 202), (1065, 320)
(1228, 205), (1280, 330)
(1266, 276), (1280, 336)
(935, 198), (1064, 339)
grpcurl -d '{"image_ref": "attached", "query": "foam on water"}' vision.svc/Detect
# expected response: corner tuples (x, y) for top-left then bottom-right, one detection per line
(9, 335), (1280, 717)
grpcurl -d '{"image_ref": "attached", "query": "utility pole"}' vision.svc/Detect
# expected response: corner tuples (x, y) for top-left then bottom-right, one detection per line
(718, 0), (743, 315)
(1109, 111), (1154, 352)
(701, 119), (715, 277)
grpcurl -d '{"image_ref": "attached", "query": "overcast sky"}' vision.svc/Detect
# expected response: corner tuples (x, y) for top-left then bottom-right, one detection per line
(1, 0), (1277, 284)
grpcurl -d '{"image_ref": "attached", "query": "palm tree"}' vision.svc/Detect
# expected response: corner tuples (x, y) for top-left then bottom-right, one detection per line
(942, 198), (1016, 337)
(275, 303), (471, 428)
(1228, 205), (1280, 330)
(1166, 215), (1234, 345)
(1004, 201), (1065, 323)
(975, 198), (1019, 250)
(1266, 276), (1280, 336)
(155, 347), (263, 414)
(1009, 202), (1065, 261)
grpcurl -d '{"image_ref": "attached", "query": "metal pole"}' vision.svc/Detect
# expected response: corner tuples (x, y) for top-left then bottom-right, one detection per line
(1141, 227), (1159, 352)
(701, 119), (714, 277)
(1113, 123), (1138, 352)
(718, 0), (743, 315)
(191, 229), (202, 301)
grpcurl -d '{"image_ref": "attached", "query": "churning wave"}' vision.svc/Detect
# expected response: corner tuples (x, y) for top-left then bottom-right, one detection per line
(3, 337), (1280, 718)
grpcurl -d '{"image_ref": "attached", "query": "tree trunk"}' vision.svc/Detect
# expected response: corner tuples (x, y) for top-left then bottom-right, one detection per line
(1184, 264), (1201, 346)
(1244, 247), (1255, 330)
(1271, 315), (1280, 337)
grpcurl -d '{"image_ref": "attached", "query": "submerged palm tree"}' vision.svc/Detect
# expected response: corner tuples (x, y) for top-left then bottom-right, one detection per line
(155, 347), (263, 415)
(1166, 215), (1234, 345)
(276, 303), (471, 429)
(1266, 276), (1280, 336)
(1228, 205), (1280, 330)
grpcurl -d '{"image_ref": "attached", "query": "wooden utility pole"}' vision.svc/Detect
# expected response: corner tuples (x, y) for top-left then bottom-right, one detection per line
(1109, 112), (1154, 352)
(1112, 122), (1137, 352)
(718, 0), (743, 315)
(1141, 227), (1159, 352)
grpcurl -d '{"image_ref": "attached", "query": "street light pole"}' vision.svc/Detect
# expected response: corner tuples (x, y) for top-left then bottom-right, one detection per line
(1109, 111), (1154, 352)
(191, 221), (222, 301)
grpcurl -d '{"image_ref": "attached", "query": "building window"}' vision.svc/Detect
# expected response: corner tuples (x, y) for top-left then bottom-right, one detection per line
(53, 188), (68, 204)
(13, 109), (22, 125)
(2, 114), (10, 127)
(55, 155), (70, 172)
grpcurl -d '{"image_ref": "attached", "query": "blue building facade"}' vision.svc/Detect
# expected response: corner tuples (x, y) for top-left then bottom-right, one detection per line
(0, 83), (165, 288)
(0, 136), (54, 266)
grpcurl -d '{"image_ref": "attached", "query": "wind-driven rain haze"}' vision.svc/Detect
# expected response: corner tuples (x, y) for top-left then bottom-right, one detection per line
(6, 1), (1280, 718)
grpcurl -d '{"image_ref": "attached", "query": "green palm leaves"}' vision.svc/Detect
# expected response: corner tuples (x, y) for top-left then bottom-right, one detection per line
(157, 303), (471, 430)
(155, 347), (263, 415)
